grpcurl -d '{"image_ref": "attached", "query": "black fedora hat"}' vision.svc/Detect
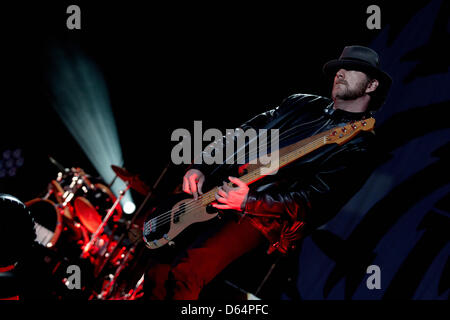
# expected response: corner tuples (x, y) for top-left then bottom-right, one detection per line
(323, 45), (392, 92)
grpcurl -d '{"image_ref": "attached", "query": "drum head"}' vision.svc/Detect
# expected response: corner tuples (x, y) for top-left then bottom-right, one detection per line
(25, 198), (62, 248)
(95, 183), (123, 219)
(73, 197), (102, 234)
(74, 183), (122, 234)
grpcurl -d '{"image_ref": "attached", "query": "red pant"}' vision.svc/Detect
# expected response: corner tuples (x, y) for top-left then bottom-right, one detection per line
(144, 217), (265, 300)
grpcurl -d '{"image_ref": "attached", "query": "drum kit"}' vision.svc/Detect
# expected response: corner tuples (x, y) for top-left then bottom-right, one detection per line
(25, 158), (152, 300)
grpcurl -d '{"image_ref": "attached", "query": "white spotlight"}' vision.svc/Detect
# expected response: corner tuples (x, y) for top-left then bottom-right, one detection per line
(123, 201), (136, 214)
(50, 47), (135, 211)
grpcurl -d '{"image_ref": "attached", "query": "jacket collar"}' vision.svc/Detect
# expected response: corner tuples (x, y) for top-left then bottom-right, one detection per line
(323, 103), (372, 122)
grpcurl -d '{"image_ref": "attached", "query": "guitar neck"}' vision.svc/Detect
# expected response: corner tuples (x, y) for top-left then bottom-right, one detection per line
(198, 117), (374, 206)
(239, 132), (329, 184)
(199, 129), (331, 206)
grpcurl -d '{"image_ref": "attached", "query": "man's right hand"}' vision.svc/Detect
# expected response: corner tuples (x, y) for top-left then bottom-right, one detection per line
(182, 169), (205, 200)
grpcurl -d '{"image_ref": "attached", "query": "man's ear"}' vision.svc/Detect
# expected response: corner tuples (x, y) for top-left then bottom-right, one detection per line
(366, 79), (379, 93)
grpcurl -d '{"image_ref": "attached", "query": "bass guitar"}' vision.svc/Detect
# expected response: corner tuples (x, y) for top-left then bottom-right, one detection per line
(143, 118), (375, 249)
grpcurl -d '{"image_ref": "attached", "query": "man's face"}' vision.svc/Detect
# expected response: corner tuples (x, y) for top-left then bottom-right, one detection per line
(331, 68), (371, 100)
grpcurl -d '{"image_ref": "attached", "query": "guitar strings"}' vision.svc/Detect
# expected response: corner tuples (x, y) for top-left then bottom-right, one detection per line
(147, 137), (327, 231)
(158, 121), (367, 228)
(146, 128), (297, 229)
(148, 138), (325, 232)
(145, 126), (316, 227)
(147, 132), (334, 231)
(147, 118), (368, 232)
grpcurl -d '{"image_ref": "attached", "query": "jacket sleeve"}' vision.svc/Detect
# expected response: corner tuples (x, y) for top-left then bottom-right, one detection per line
(244, 132), (377, 228)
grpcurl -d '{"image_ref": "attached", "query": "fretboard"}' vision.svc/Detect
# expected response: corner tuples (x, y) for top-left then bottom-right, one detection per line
(199, 128), (332, 206)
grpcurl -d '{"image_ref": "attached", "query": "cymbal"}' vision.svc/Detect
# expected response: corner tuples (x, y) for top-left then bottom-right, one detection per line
(111, 165), (134, 180)
(111, 165), (150, 195)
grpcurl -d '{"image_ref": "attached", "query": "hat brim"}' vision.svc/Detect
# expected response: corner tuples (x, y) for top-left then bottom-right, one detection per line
(323, 59), (392, 91)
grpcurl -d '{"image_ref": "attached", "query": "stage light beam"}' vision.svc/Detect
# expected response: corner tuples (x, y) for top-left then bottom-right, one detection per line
(48, 46), (135, 212)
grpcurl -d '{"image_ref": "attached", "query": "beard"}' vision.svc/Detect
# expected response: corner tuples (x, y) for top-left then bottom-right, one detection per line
(333, 79), (369, 100)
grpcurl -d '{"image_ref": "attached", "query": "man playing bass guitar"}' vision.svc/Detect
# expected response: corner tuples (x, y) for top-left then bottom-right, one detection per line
(144, 45), (392, 300)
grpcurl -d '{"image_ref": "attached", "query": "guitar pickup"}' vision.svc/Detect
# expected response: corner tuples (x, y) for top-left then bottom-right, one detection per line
(173, 203), (185, 223)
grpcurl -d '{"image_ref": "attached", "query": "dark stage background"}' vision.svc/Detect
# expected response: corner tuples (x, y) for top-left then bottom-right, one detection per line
(0, 0), (448, 300)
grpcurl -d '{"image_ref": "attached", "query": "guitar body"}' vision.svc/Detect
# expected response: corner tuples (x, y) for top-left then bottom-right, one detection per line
(143, 193), (218, 249)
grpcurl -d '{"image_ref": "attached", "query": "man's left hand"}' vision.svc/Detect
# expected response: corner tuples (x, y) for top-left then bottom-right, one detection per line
(212, 176), (249, 211)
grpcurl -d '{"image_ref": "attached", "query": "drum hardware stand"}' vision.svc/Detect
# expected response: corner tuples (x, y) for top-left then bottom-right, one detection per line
(108, 161), (124, 189)
(62, 169), (87, 206)
(95, 163), (170, 274)
(119, 273), (144, 300)
(108, 175), (119, 189)
(48, 156), (67, 173)
(43, 187), (53, 200)
(81, 184), (131, 259)
(93, 163), (171, 299)
(94, 190), (151, 275)
(94, 245), (136, 300)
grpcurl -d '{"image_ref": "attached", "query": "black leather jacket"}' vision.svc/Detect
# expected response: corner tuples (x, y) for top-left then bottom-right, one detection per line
(193, 93), (379, 255)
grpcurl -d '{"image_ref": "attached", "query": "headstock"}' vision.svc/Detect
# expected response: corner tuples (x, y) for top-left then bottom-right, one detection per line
(325, 118), (375, 145)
